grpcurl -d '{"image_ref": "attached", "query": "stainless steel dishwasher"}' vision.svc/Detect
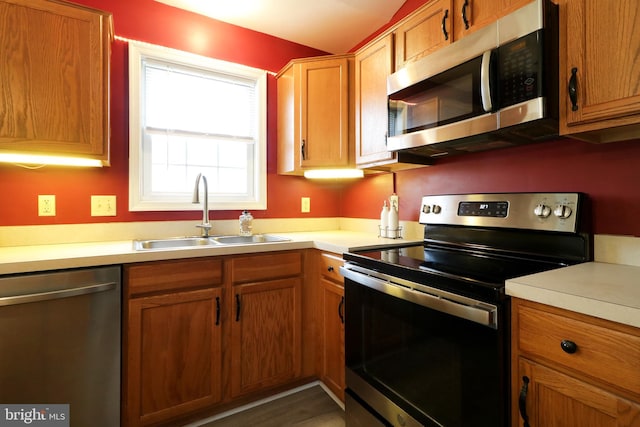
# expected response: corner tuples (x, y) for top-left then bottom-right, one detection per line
(0, 266), (121, 427)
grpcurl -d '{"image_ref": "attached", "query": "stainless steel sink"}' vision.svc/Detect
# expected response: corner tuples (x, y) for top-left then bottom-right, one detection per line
(133, 234), (290, 250)
(133, 237), (220, 250)
(211, 234), (291, 245)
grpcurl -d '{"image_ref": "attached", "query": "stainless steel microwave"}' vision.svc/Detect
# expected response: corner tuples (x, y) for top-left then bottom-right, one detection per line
(387, 0), (559, 158)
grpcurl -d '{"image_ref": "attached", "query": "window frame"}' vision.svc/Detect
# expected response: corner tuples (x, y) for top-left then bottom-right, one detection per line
(128, 40), (267, 212)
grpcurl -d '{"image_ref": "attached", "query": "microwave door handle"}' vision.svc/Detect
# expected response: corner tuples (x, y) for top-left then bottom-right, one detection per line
(480, 50), (493, 112)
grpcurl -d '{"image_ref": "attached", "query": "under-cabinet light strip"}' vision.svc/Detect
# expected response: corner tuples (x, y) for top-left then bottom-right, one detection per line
(0, 153), (104, 168)
(303, 169), (364, 179)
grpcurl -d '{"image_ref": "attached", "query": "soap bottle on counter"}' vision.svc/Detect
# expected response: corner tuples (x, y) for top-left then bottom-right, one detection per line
(239, 210), (253, 236)
(388, 201), (399, 239)
(380, 201), (389, 238)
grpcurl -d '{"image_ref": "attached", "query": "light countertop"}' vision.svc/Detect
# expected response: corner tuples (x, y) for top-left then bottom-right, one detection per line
(0, 230), (421, 275)
(2, 230), (638, 330)
(506, 262), (640, 329)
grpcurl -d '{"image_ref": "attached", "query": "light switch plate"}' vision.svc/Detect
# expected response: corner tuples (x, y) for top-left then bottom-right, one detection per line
(301, 197), (311, 213)
(91, 195), (117, 216)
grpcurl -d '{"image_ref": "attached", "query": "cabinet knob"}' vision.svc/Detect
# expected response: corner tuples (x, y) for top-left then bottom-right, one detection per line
(560, 339), (578, 354)
(327, 266), (334, 272)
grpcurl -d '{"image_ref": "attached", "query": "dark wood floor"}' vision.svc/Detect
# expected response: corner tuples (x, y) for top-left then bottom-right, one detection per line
(192, 385), (345, 427)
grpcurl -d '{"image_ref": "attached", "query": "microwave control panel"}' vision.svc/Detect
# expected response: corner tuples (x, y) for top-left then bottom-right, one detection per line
(498, 30), (544, 107)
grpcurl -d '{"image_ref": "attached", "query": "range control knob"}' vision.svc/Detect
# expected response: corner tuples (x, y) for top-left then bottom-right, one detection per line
(432, 204), (442, 214)
(534, 204), (551, 218)
(554, 204), (573, 219)
(422, 204), (431, 214)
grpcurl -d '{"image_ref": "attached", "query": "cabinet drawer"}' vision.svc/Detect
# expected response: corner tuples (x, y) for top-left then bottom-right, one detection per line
(320, 252), (343, 283)
(230, 251), (302, 283)
(126, 258), (223, 297)
(517, 303), (640, 396)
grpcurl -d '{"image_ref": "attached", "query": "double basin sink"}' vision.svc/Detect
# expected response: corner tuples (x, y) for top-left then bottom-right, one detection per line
(133, 234), (291, 251)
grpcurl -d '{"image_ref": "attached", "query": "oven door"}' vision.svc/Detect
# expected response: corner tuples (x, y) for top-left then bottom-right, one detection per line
(342, 265), (508, 427)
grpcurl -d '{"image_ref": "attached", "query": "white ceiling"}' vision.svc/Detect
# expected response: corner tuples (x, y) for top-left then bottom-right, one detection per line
(155, 0), (406, 54)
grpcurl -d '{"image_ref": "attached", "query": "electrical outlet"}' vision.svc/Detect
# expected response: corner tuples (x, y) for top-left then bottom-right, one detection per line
(301, 197), (311, 213)
(38, 195), (56, 216)
(91, 195), (117, 216)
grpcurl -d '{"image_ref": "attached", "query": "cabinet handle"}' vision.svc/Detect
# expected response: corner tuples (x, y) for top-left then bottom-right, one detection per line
(327, 266), (334, 272)
(519, 376), (531, 427)
(569, 67), (578, 111)
(462, 0), (470, 29)
(235, 294), (241, 322)
(301, 139), (306, 160)
(560, 339), (578, 354)
(441, 9), (449, 41)
(215, 296), (221, 326)
(338, 296), (345, 324)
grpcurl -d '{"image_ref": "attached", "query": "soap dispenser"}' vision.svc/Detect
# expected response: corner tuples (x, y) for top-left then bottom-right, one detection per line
(239, 210), (253, 236)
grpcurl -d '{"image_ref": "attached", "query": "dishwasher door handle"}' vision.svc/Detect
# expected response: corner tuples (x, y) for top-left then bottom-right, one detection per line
(0, 282), (117, 307)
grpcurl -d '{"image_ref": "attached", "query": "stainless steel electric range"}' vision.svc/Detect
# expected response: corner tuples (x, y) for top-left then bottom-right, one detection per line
(341, 193), (591, 427)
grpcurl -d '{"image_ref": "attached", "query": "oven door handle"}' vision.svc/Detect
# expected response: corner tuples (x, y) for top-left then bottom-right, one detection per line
(341, 265), (498, 329)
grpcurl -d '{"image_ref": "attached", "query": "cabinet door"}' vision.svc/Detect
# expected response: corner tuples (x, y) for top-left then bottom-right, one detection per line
(501, 0), (533, 11)
(0, 0), (112, 164)
(300, 58), (350, 168)
(394, 0), (453, 71)
(319, 277), (345, 401)
(230, 278), (302, 397)
(560, 0), (640, 136)
(355, 34), (395, 167)
(516, 359), (640, 427)
(452, 0), (499, 40)
(126, 288), (223, 427)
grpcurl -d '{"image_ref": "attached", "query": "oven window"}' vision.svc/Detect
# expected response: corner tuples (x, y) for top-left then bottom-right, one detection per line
(345, 279), (507, 427)
(388, 56), (484, 137)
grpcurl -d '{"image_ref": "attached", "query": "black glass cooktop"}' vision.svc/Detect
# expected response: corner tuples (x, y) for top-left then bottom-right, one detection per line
(343, 244), (568, 302)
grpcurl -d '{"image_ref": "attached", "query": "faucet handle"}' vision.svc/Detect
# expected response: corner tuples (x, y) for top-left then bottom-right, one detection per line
(196, 223), (213, 237)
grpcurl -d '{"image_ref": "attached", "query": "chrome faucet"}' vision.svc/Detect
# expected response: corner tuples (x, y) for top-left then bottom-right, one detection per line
(192, 173), (212, 237)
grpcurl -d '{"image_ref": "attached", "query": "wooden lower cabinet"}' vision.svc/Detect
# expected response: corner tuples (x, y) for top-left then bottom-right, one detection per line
(124, 251), (307, 426)
(318, 252), (345, 401)
(517, 359), (640, 426)
(230, 278), (302, 397)
(126, 288), (223, 426)
(124, 258), (224, 427)
(511, 298), (640, 427)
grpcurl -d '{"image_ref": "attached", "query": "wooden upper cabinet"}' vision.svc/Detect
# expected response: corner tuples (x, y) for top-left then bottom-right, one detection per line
(354, 34), (395, 168)
(560, 0), (640, 142)
(276, 55), (354, 175)
(0, 0), (112, 165)
(394, 0), (453, 71)
(452, 0), (499, 40)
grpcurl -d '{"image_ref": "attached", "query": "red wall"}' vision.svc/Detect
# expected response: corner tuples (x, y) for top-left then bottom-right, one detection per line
(0, 0), (340, 226)
(2, 0), (639, 238)
(343, 137), (640, 236)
